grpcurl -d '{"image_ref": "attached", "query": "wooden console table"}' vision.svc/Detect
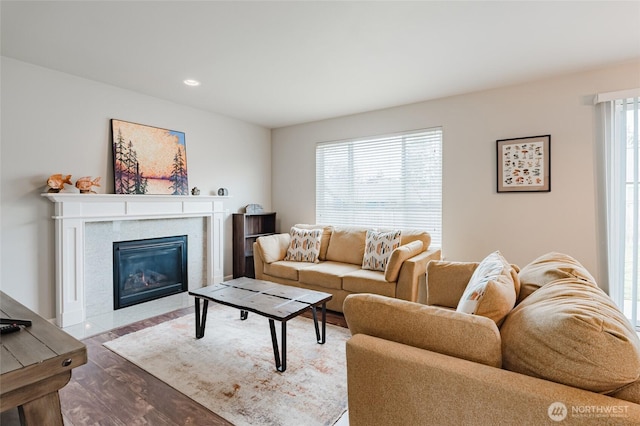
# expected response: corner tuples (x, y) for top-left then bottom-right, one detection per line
(1, 292), (87, 425)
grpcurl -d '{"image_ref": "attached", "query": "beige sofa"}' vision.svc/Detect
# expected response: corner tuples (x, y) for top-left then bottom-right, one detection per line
(344, 252), (640, 425)
(253, 225), (441, 312)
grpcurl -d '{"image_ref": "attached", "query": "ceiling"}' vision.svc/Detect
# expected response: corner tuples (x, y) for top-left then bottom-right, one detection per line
(2, 1), (639, 129)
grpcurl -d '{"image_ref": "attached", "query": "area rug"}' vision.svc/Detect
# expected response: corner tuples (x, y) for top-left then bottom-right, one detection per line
(104, 305), (350, 426)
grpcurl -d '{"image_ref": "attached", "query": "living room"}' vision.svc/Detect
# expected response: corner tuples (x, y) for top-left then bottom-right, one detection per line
(1, 1), (640, 425)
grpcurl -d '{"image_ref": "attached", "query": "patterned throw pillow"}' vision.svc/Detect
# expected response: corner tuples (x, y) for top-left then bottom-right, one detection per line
(283, 227), (322, 263)
(456, 250), (518, 326)
(362, 230), (402, 272)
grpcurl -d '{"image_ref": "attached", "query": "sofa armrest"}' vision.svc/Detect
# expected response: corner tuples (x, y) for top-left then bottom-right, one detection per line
(343, 293), (501, 367)
(255, 233), (290, 263)
(347, 334), (640, 426)
(395, 247), (441, 302)
(253, 233), (290, 280)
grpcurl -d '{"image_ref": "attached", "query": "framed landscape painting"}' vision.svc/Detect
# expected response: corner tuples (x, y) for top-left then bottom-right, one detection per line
(111, 119), (188, 195)
(497, 135), (550, 193)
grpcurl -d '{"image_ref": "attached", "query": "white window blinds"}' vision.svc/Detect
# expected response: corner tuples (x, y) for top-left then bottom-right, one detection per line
(316, 128), (443, 248)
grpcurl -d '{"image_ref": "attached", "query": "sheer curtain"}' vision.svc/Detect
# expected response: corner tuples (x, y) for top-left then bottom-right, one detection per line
(597, 89), (640, 328)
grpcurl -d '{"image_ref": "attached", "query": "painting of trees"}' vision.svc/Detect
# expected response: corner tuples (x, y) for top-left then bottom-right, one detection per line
(111, 120), (188, 195)
(169, 147), (188, 195)
(113, 129), (149, 194)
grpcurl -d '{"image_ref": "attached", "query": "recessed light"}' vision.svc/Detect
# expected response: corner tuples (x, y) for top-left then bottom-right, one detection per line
(183, 79), (200, 87)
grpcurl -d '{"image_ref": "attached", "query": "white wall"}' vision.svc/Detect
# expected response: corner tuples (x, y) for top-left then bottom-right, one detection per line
(272, 61), (640, 292)
(0, 57), (272, 318)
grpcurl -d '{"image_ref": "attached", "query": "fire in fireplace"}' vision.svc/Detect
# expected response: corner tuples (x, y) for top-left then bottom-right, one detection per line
(113, 235), (188, 310)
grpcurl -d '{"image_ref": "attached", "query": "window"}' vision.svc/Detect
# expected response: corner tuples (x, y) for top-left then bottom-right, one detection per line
(599, 91), (639, 329)
(315, 128), (442, 248)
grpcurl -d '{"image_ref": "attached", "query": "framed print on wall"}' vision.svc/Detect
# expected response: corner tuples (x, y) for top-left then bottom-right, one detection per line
(111, 119), (188, 195)
(497, 135), (550, 193)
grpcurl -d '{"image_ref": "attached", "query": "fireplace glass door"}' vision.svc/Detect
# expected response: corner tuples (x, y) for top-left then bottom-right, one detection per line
(113, 235), (188, 310)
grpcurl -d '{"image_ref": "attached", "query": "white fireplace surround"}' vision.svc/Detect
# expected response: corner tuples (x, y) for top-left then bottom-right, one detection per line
(43, 193), (225, 327)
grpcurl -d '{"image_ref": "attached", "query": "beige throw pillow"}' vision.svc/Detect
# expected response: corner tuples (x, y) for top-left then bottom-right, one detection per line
(501, 278), (640, 394)
(456, 251), (518, 326)
(384, 240), (424, 282)
(362, 230), (402, 272)
(283, 227), (322, 263)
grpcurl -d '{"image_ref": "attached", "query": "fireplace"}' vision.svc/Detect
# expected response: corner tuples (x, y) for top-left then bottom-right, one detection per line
(113, 235), (188, 310)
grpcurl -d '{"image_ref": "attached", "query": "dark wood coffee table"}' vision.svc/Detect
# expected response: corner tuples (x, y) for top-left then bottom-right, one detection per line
(189, 277), (333, 372)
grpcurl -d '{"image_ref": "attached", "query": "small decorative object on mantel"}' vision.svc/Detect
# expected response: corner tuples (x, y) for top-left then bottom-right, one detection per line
(217, 187), (228, 196)
(75, 176), (101, 194)
(497, 135), (551, 193)
(191, 187), (200, 195)
(46, 174), (72, 193)
(245, 203), (264, 214)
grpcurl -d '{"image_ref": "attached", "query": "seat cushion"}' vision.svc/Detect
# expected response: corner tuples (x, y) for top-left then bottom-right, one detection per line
(501, 278), (640, 394)
(343, 269), (396, 298)
(263, 260), (315, 281)
(517, 251), (597, 303)
(299, 261), (362, 290)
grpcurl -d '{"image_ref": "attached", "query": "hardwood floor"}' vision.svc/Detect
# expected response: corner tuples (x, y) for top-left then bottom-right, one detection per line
(37, 306), (347, 425)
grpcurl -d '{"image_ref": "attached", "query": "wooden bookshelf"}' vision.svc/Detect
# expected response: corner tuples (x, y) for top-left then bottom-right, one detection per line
(232, 212), (276, 278)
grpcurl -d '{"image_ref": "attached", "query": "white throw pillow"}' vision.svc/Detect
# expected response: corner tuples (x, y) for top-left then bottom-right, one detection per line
(362, 230), (402, 272)
(283, 227), (322, 263)
(456, 250), (518, 326)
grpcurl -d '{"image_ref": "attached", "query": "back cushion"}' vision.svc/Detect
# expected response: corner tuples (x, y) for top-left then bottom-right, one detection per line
(426, 261), (480, 308)
(517, 252), (597, 303)
(501, 278), (640, 394)
(398, 229), (430, 253)
(325, 227), (367, 265)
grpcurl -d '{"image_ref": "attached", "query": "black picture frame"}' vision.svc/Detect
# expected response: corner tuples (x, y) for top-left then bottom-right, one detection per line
(497, 135), (550, 193)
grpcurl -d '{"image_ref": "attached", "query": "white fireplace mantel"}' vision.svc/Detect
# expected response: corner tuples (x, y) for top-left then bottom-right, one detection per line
(43, 193), (226, 327)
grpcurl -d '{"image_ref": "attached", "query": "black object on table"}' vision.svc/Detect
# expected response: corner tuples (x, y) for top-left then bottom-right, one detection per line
(0, 318), (32, 334)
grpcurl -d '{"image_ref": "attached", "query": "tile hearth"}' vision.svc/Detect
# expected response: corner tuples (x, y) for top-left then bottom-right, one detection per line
(62, 292), (194, 339)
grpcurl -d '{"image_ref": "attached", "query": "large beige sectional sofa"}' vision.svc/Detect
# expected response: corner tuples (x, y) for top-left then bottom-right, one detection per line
(253, 225), (441, 312)
(344, 252), (640, 425)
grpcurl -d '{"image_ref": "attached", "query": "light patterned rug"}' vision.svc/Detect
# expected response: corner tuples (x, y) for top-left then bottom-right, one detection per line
(104, 305), (350, 426)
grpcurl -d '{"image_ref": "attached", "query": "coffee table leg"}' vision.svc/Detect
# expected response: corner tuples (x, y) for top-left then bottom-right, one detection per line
(269, 319), (287, 372)
(310, 303), (327, 344)
(194, 298), (209, 339)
